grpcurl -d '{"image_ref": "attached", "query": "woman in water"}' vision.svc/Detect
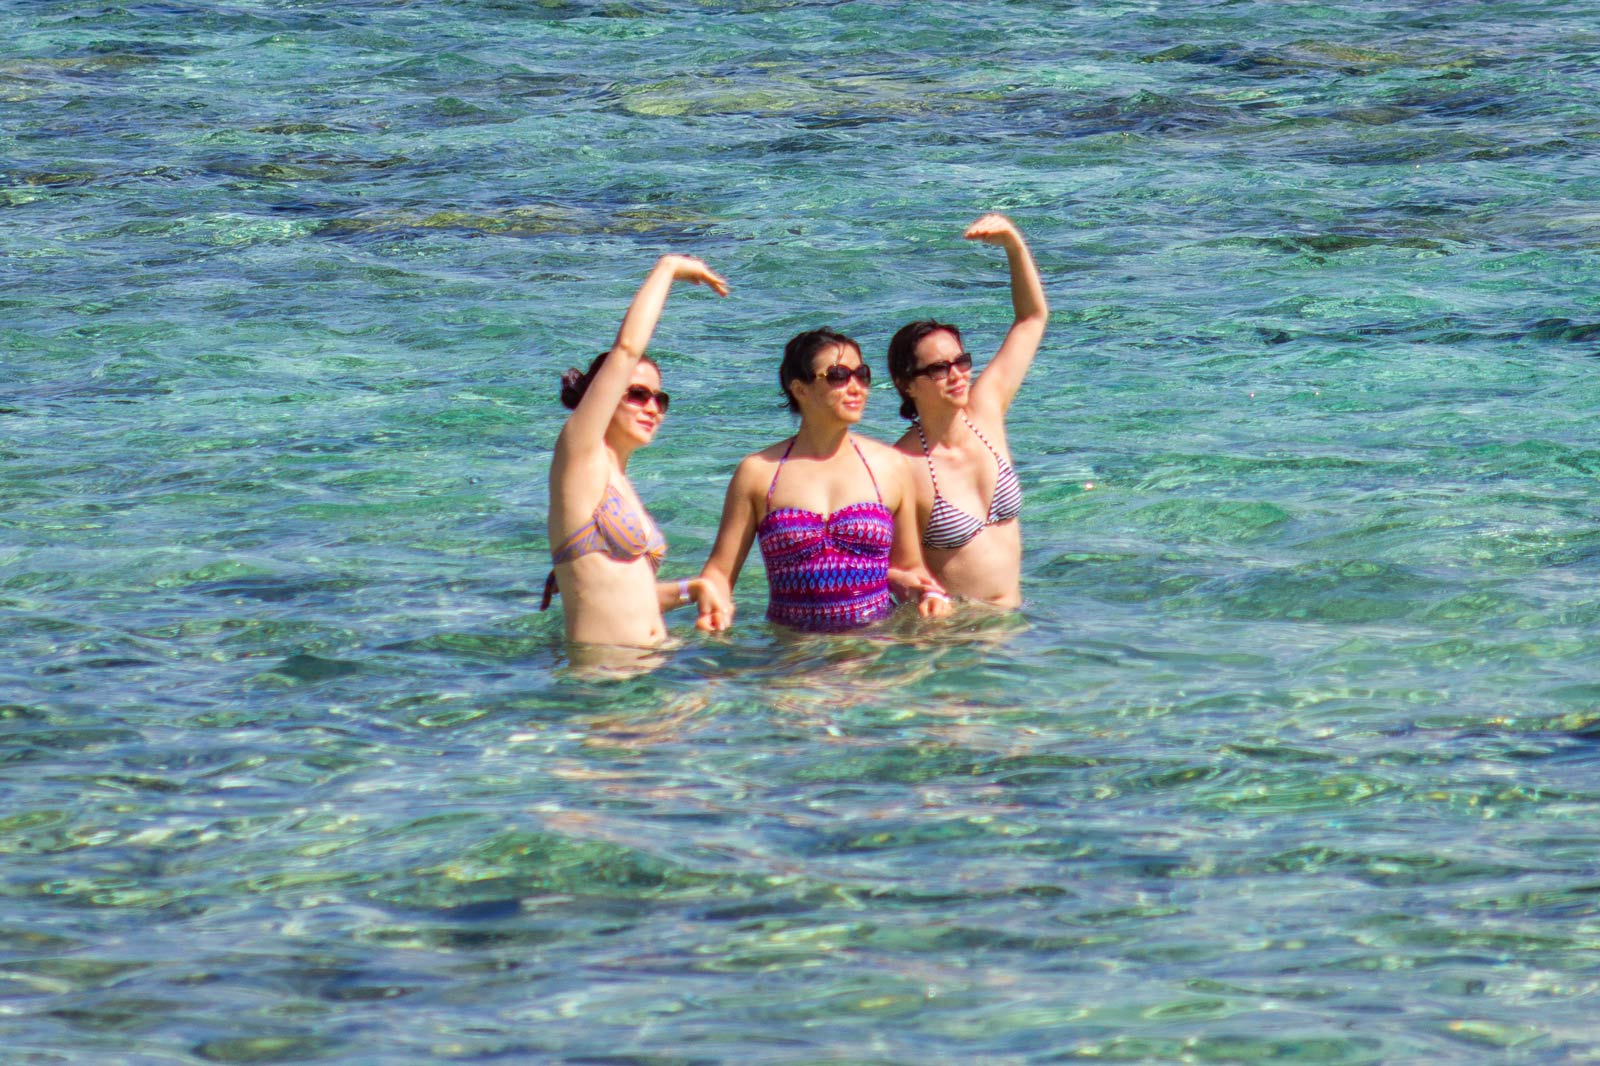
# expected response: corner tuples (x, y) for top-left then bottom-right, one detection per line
(696, 328), (950, 633)
(886, 214), (1048, 608)
(543, 254), (729, 647)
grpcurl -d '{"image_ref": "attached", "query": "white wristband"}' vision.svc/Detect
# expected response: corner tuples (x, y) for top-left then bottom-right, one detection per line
(678, 578), (691, 604)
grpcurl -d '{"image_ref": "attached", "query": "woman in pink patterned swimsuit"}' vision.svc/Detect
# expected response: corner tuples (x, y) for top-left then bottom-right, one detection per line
(696, 329), (950, 633)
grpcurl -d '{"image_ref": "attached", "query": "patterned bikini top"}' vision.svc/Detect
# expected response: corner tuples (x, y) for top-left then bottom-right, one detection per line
(916, 412), (1023, 551)
(756, 437), (895, 632)
(541, 482), (666, 609)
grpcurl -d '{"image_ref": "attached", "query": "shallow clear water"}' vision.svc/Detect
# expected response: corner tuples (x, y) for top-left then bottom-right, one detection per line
(6, 1), (1600, 1062)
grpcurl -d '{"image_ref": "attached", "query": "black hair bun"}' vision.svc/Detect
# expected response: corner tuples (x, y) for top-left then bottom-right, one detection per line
(559, 367), (584, 409)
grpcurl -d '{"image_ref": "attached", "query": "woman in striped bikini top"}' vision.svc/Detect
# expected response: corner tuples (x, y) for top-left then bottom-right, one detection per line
(916, 413), (1024, 551)
(887, 213), (1049, 609)
(544, 254), (728, 649)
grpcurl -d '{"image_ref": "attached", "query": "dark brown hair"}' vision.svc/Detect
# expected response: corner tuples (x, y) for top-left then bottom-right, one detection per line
(886, 319), (963, 420)
(560, 350), (659, 409)
(779, 328), (860, 413)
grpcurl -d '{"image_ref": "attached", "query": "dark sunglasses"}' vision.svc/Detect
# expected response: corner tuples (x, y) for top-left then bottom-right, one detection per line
(622, 384), (670, 411)
(817, 364), (872, 387)
(912, 352), (974, 380)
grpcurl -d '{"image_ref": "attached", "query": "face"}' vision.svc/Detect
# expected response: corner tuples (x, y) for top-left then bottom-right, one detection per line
(908, 329), (972, 409)
(794, 343), (869, 423)
(610, 362), (667, 446)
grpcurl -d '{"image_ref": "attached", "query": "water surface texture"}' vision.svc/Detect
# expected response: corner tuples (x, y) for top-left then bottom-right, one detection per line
(6, 1), (1600, 1062)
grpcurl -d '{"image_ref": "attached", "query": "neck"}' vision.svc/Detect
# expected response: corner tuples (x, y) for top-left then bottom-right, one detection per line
(605, 438), (634, 473)
(916, 404), (962, 442)
(791, 416), (851, 457)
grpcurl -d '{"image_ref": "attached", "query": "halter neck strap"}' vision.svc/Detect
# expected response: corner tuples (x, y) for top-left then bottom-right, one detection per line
(764, 435), (882, 507)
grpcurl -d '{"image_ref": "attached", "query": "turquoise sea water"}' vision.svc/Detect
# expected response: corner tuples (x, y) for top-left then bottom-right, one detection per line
(6, 1), (1600, 1062)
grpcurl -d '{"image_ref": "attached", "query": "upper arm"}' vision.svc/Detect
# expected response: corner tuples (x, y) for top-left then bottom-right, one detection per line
(702, 456), (763, 588)
(555, 344), (636, 457)
(970, 318), (1047, 423)
(549, 347), (639, 524)
(881, 449), (928, 572)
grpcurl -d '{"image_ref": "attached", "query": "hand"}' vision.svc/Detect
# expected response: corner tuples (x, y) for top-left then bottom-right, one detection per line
(889, 566), (945, 604)
(962, 213), (1021, 248)
(918, 587), (954, 619)
(660, 254), (730, 297)
(890, 567), (951, 618)
(693, 576), (735, 632)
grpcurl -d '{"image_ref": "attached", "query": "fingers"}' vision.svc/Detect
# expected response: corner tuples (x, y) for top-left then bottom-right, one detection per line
(693, 583), (735, 632)
(962, 213), (1017, 243)
(664, 254), (730, 296)
(918, 589), (953, 618)
(887, 567), (926, 603)
(917, 572), (952, 618)
(699, 269), (730, 297)
(695, 606), (733, 632)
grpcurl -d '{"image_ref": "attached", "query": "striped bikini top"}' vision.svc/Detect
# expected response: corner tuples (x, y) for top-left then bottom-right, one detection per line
(541, 482), (666, 609)
(916, 412), (1023, 551)
(756, 437), (895, 632)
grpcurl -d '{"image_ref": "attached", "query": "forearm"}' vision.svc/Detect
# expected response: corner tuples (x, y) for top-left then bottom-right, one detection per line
(612, 254), (728, 359)
(968, 220), (1049, 415)
(655, 575), (699, 613)
(613, 258), (679, 360)
(1004, 234), (1048, 324)
(888, 492), (938, 590)
(698, 469), (755, 614)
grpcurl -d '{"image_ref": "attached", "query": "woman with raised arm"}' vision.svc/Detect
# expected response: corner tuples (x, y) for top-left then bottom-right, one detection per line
(886, 213), (1048, 609)
(697, 328), (950, 634)
(542, 254), (729, 647)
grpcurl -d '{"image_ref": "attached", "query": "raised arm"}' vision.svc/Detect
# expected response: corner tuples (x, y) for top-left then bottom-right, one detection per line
(964, 214), (1048, 421)
(555, 254), (728, 461)
(695, 456), (765, 632)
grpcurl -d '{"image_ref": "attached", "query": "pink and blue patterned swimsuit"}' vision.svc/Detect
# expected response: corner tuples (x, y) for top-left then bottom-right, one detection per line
(757, 437), (895, 632)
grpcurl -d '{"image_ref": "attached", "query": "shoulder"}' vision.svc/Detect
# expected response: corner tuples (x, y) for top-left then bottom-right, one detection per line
(961, 403), (1009, 447)
(739, 438), (795, 471)
(753, 436), (797, 463)
(851, 433), (903, 462)
(729, 444), (784, 492)
(550, 426), (608, 487)
(853, 435), (917, 484)
(964, 378), (1008, 426)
